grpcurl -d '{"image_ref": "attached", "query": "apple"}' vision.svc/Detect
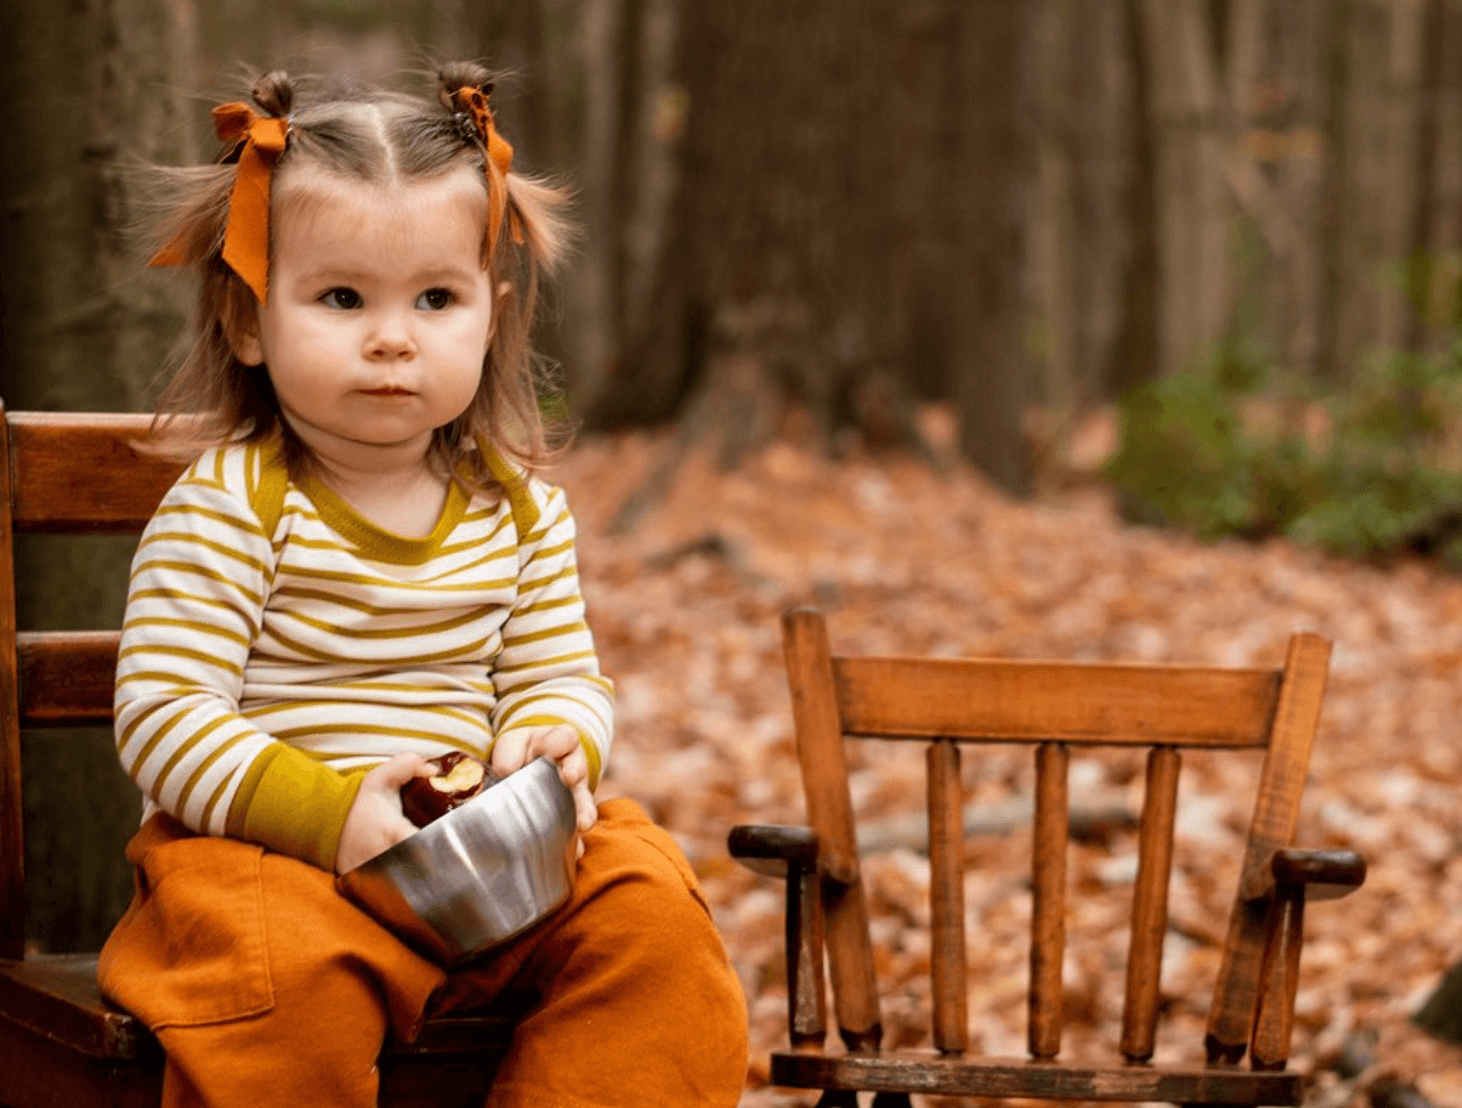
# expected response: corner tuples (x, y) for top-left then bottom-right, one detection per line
(400, 752), (495, 828)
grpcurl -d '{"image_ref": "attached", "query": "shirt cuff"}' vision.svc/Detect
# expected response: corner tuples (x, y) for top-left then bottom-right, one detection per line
(227, 744), (366, 871)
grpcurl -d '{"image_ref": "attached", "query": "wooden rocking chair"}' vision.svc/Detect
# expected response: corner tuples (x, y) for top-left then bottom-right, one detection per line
(0, 406), (515, 1108)
(730, 608), (1365, 1106)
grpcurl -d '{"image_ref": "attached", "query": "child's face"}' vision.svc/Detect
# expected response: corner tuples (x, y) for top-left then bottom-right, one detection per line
(234, 169), (495, 468)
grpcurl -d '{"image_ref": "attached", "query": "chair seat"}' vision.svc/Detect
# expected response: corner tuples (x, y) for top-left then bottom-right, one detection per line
(0, 953), (517, 1061)
(771, 1048), (1306, 1104)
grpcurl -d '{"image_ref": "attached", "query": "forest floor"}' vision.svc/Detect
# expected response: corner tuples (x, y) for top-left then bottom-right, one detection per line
(551, 408), (1462, 1108)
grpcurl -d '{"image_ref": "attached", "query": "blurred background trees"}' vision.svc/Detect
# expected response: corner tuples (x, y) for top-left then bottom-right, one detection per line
(1, 0), (1459, 948)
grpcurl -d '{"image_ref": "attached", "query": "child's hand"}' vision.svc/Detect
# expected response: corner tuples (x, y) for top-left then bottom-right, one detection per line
(490, 725), (598, 834)
(335, 753), (435, 874)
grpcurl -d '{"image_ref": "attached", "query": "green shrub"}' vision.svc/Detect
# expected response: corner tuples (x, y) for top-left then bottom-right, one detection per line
(1106, 328), (1462, 568)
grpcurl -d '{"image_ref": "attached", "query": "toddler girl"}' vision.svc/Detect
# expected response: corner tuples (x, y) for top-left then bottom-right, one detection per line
(97, 62), (747, 1107)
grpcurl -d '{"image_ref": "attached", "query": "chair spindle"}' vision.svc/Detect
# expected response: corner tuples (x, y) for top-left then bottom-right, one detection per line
(1250, 889), (1304, 1070)
(927, 740), (968, 1054)
(1120, 745), (1182, 1063)
(1029, 741), (1069, 1060)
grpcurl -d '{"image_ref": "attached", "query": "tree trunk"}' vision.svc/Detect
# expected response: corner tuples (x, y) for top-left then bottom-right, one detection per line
(0, 0), (189, 952)
(1030, 0), (1135, 460)
(1402, 0), (1450, 352)
(1138, 0), (1232, 376)
(588, 0), (917, 461)
(942, 1), (1039, 494)
(1106, 0), (1163, 398)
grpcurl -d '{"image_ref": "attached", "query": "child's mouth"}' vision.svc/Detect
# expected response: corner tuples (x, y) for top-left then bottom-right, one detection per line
(361, 387), (414, 397)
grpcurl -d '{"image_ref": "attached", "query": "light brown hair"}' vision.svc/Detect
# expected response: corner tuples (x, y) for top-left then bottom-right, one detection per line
(148, 62), (573, 485)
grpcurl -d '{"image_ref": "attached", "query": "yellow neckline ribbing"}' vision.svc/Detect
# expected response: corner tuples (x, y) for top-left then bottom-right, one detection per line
(297, 473), (470, 565)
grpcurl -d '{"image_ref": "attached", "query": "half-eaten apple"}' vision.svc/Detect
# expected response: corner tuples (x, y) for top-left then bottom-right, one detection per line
(400, 752), (495, 828)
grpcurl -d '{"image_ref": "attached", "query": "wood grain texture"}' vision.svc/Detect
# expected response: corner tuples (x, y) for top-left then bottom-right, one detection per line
(17, 631), (119, 726)
(1250, 890), (1305, 1070)
(1271, 848), (1366, 900)
(1120, 746), (1181, 1063)
(769, 1049), (1305, 1103)
(0, 405), (24, 960)
(1029, 742), (1069, 1060)
(831, 656), (1280, 747)
(1206, 632), (1331, 1062)
(783, 609), (860, 885)
(782, 609), (882, 1043)
(727, 822), (821, 880)
(789, 864), (828, 1047)
(927, 741), (967, 1053)
(7, 412), (184, 533)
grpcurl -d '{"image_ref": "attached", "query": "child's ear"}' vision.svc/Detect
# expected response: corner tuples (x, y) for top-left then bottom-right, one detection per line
(489, 281), (514, 343)
(225, 301), (265, 367)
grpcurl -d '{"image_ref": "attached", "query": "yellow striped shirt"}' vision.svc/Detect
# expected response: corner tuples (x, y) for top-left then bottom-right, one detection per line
(114, 440), (614, 870)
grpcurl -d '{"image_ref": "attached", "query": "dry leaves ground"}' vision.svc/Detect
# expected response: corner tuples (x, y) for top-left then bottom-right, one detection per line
(550, 414), (1462, 1108)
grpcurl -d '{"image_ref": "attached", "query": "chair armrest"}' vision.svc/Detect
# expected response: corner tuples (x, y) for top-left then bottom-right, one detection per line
(727, 824), (820, 880)
(1271, 848), (1366, 901)
(1248, 848), (1366, 1069)
(726, 823), (828, 1046)
(1241, 846), (1367, 901)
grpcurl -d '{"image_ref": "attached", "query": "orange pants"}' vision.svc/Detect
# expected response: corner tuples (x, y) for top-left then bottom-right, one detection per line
(98, 798), (748, 1108)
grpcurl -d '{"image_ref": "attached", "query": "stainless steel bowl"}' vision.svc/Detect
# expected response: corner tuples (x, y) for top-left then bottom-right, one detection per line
(337, 756), (578, 964)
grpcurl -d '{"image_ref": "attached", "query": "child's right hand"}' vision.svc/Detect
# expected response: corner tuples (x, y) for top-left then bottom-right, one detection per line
(335, 753), (435, 874)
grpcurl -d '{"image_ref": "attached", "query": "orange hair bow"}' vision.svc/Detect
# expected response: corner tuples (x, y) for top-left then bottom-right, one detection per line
(450, 85), (523, 258)
(150, 103), (288, 303)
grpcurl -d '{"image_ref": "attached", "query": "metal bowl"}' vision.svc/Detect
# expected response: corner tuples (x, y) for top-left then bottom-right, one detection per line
(337, 756), (578, 964)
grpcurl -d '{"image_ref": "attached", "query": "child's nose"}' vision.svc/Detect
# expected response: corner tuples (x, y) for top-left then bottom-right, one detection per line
(364, 311), (417, 359)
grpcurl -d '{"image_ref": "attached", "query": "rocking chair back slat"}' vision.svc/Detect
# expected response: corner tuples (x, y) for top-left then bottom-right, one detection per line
(926, 741), (967, 1054)
(1120, 745), (1182, 1063)
(1028, 741), (1070, 1061)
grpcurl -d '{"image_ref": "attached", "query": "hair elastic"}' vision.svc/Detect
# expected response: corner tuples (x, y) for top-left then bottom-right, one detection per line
(151, 103), (288, 303)
(449, 84), (524, 259)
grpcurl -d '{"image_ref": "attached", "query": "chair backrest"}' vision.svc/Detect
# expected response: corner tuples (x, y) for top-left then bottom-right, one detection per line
(780, 606), (1331, 1066)
(0, 406), (188, 959)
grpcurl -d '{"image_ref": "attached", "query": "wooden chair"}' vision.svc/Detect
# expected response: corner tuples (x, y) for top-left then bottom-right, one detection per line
(0, 405), (514, 1108)
(730, 608), (1365, 1106)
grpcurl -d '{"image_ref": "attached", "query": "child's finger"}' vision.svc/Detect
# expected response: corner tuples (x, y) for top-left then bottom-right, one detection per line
(489, 730), (531, 776)
(572, 780), (598, 832)
(368, 753), (433, 790)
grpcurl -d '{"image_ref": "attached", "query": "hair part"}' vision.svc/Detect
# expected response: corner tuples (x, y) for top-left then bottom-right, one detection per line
(150, 64), (576, 492)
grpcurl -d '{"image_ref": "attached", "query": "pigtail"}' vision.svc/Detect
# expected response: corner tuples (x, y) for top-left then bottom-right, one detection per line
(436, 61), (493, 112)
(251, 71), (294, 118)
(428, 63), (578, 477)
(147, 70), (299, 451)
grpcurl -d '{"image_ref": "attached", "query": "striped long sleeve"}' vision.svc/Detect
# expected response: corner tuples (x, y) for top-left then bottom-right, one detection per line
(489, 482), (616, 787)
(114, 441), (615, 871)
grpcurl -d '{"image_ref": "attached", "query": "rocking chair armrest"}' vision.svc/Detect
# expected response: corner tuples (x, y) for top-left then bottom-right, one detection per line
(1270, 848), (1366, 900)
(1241, 846), (1367, 902)
(727, 824), (821, 880)
(727, 823), (829, 1047)
(1248, 848), (1365, 1070)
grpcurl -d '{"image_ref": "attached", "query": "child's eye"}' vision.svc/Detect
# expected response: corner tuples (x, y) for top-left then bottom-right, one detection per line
(321, 287), (362, 310)
(417, 288), (454, 311)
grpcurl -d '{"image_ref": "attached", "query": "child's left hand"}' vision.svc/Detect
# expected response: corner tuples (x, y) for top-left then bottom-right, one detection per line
(490, 725), (598, 835)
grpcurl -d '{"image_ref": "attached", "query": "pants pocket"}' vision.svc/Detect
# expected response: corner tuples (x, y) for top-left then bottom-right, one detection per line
(99, 822), (275, 1029)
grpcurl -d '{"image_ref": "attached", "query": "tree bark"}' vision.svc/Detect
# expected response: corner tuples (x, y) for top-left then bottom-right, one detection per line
(588, 0), (918, 461)
(1106, 0), (1163, 398)
(0, 0), (189, 951)
(942, 1), (1038, 494)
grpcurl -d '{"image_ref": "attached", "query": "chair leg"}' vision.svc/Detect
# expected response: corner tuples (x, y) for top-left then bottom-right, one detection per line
(814, 1092), (860, 1108)
(871, 1095), (913, 1108)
